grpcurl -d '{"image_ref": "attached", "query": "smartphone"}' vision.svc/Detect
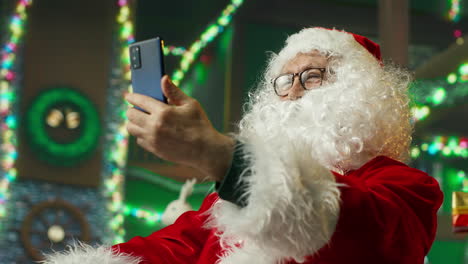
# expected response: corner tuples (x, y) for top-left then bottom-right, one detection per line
(129, 37), (167, 111)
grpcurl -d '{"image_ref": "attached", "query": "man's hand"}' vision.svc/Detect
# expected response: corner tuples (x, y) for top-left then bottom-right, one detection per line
(125, 75), (234, 182)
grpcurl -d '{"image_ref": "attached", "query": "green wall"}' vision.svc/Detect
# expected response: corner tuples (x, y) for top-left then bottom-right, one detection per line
(124, 177), (211, 240)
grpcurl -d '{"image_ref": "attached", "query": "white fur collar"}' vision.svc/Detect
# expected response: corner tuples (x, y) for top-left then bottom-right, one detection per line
(39, 242), (141, 264)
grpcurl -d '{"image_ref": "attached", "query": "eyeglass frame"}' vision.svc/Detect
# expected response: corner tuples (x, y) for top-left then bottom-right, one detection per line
(271, 67), (326, 96)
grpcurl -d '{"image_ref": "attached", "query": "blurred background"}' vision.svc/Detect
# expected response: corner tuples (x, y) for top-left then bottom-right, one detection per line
(0, 0), (466, 263)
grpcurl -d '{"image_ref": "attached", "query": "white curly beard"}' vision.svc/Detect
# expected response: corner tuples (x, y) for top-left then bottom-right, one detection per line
(206, 86), (344, 263)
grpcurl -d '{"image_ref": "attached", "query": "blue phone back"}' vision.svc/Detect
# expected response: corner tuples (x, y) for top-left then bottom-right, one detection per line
(129, 37), (167, 105)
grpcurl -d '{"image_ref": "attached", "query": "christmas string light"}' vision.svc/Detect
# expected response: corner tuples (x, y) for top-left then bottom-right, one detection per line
(171, 0), (245, 86)
(163, 45), (186, 56)
(448, 0), (461, 22)
(0, 0), (33, 222)
(409, 86), (446, 123)
(123, 204), (163, 225)
(458, 62), (468, 81)
(410, 68), (468, 122)
(411, 105), (431, 122)
(103, 0), (135, 244)
(447, 73), (457, 84)
(411, 136), (468, 159)
(426, 87), (447, 105)
(412, 83), (465, 106)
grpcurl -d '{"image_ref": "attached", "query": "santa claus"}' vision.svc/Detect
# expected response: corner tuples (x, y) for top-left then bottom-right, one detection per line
(42, 28), (443, 264)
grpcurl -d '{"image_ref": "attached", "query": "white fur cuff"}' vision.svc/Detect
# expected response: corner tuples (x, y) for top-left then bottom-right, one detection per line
(39, 242), (141, 264)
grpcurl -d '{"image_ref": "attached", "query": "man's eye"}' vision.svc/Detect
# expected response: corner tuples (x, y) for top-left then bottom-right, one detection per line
(277, 77), (291, 86)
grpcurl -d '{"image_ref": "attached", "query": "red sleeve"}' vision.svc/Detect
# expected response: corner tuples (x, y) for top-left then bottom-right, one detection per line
(315, 157), (443, 264)
(112, 193), (221, 264)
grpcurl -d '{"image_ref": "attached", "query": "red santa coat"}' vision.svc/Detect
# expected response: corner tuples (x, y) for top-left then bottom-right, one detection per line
(112, 156), (443, 264)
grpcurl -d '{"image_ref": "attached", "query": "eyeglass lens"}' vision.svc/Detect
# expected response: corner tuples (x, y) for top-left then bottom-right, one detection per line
(274, 68), (323, 96)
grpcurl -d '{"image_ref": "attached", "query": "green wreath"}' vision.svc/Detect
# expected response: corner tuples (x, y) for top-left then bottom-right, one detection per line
(25, 87), (101, 166)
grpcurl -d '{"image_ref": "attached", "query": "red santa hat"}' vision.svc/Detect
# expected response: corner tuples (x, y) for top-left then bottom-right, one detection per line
(268, 27), (383, 78)
(321, 27), (382, 63)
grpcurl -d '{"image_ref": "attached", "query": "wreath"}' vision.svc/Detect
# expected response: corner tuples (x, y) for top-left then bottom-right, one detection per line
(25, 87), (101, 166)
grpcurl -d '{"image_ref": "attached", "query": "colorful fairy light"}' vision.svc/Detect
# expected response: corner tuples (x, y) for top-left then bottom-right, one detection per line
(410, 147), (421, 159)
(163, 45), (186, 56)
(413, 136), (468, 158)
(411, 105), (430, 122)
(104, 0), (135, 244)
(0, 0), (33, 224)
(171, 0), (245, 86)
(447, 73), (457, 84)
(448, 0), (461, 22)
(123, 205), (163, 224)
(410, 65), (468, 123)
(427, 87), (447, 105)
(458, 63), (468, 82)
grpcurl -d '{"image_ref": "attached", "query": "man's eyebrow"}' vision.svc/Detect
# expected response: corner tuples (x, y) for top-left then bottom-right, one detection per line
(283, 64), (326, 74)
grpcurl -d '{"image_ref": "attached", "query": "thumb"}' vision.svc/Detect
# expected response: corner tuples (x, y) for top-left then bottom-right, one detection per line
(161, 75), (189, 106)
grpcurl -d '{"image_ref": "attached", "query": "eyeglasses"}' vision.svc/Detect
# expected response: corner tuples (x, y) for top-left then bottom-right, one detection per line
(272, 68), (326, 96)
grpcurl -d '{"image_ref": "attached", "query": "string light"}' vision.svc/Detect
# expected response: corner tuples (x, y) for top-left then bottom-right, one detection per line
(410, 66), (468, 122)
(427, 87), (447, 105)
(411, 136), (468, 159)
(448, 0), (461, 22)
(411, 105), (430, 122)
(104, 0), (135, 244)
(0, 0), (32, 222)
(447, 73), (457, 84)
(123, 205), (163, 224)
(163, 45), (186, 56)
(458, 63), (468, 81)
(171, 0), (245, 86)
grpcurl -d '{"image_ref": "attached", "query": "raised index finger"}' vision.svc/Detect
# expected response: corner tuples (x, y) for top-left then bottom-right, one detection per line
(125, 92), (168, 114)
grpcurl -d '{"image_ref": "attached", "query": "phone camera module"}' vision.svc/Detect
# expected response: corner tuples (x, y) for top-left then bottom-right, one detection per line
(130, 45), (141, 69)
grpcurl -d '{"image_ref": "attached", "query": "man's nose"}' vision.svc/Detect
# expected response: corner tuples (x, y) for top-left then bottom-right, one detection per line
(287, 77), (304, 100)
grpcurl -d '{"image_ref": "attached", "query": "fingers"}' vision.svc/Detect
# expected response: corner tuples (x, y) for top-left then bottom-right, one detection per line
(125, 92), (167, 114)
(126, 107), (149, 128)
(127, 120), (146, 138)
(161, 75), (190, 106)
